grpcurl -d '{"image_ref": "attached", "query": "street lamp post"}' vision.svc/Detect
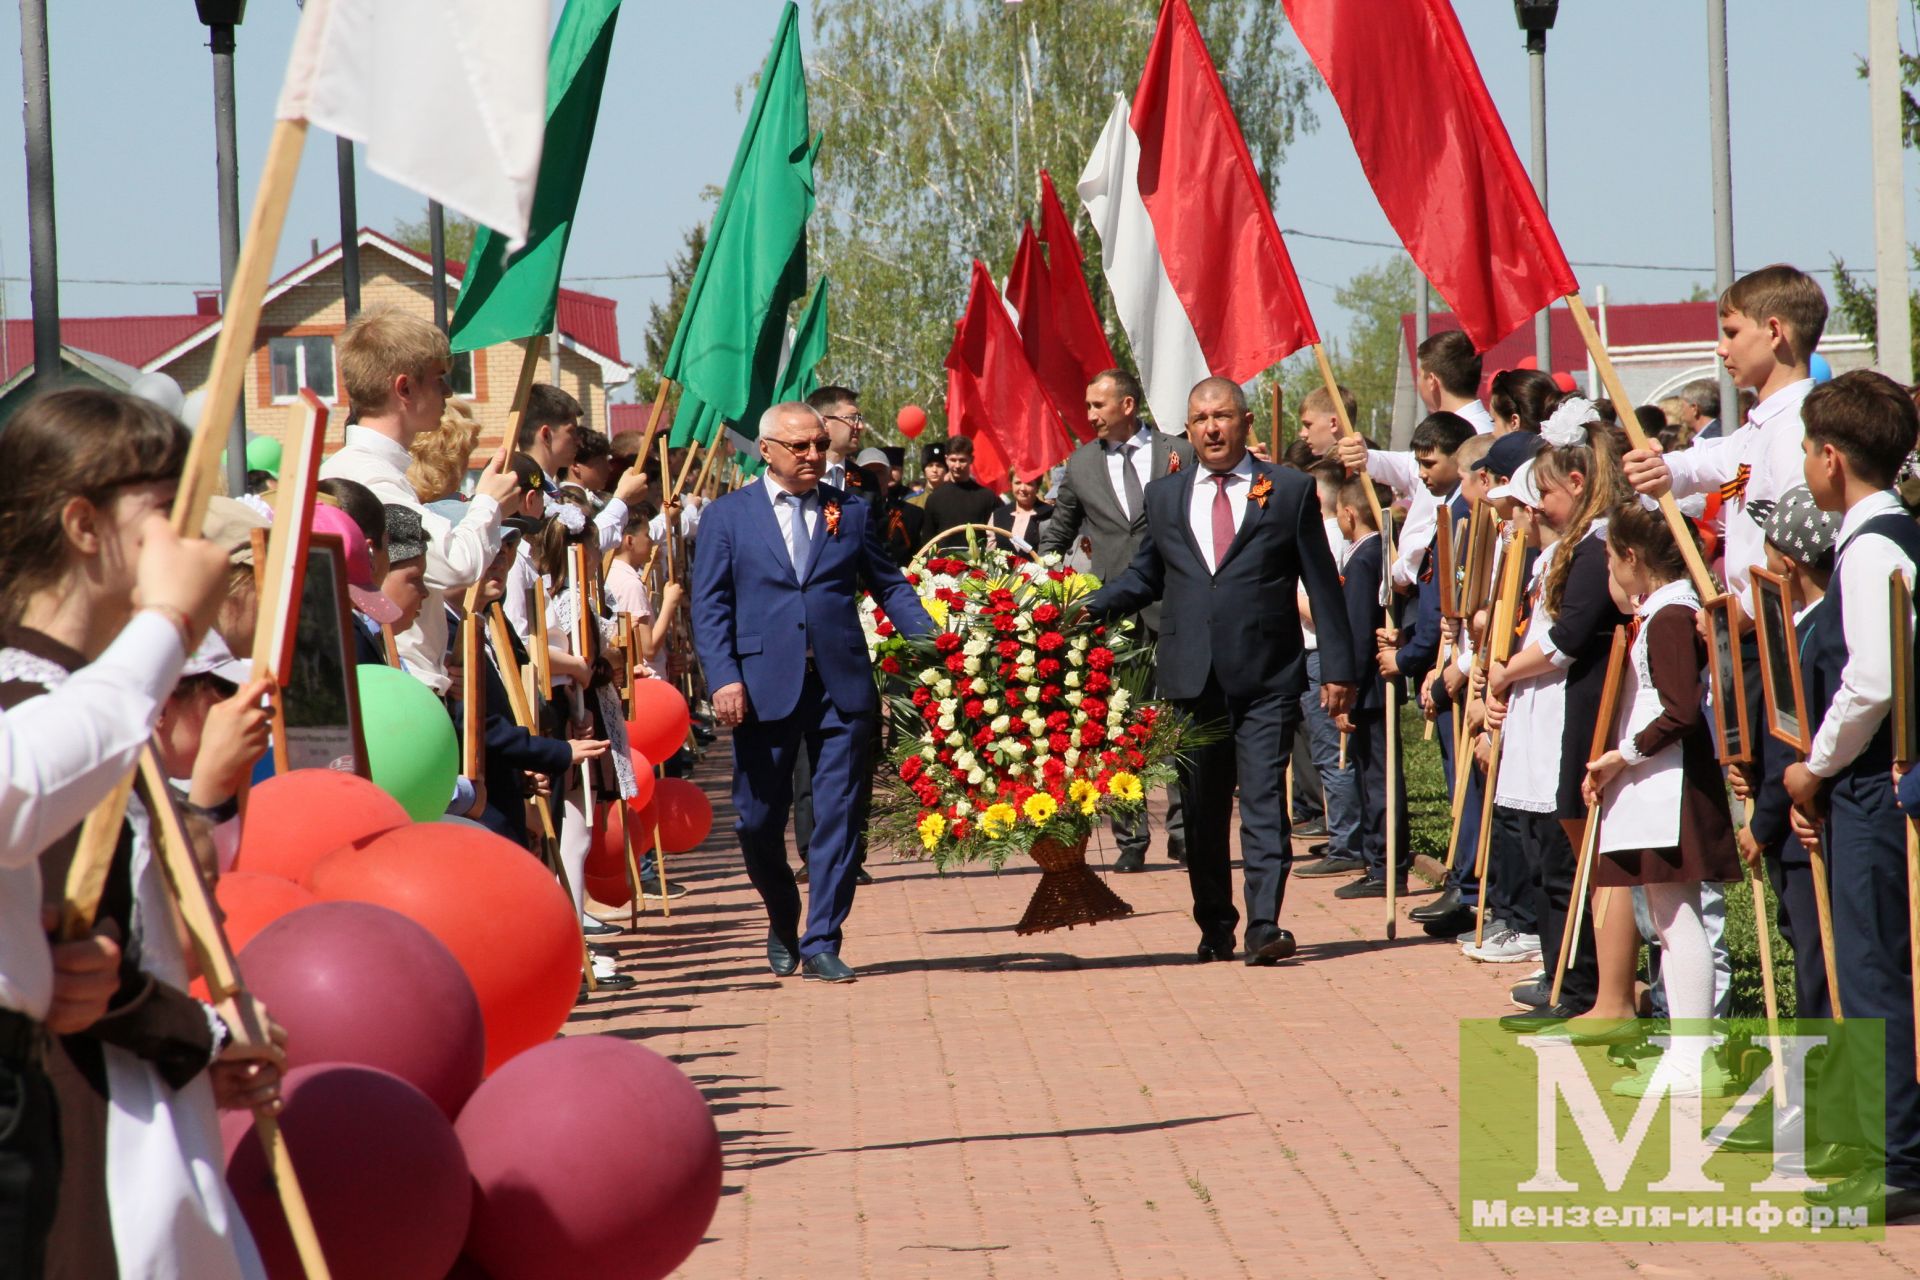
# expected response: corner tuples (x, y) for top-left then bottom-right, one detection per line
(20, 0), (60, 395)
(195, 0), (249, 497)
(1516, 1), (1557, 374)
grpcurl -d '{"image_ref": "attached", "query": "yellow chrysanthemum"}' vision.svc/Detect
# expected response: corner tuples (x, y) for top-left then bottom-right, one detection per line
(1109, 772), (1144, 803)
(1068, 778), (1099, 815)
(917, 812), (947, 850)
(925, 597), (949, 626)
(1022, 793), (1059, 825)
(980, 803), (1018, 837)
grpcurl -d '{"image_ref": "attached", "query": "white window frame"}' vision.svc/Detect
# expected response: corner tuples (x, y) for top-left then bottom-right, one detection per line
(268, 334), (337, 405)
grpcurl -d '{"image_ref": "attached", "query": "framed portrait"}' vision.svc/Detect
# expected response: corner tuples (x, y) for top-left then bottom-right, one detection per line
(1895, 570), (1916, 768)
(1459, 504), (1498, 622)
(1703, 595), (1751, 765)
(273, 533), (370, 777)
(1435, 514), (1459, 620)
(1587, 625), (1632, 766)
(1751, 569), (1811, 754)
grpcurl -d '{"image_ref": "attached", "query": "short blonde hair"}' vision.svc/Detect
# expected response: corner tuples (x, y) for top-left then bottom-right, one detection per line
(407, 399), (482, 502)
(1301, 383), (1357, 423)
(338, 305), (450, 416)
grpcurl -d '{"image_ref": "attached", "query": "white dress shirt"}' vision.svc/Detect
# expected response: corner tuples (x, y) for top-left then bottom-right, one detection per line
(1300, 515), (1348, 652)
(545, 470), (629, 554)
(1104, 425), (1155, 520)
(1366, 399), (1493, 590)
(1806, 489), (1916, 776)
(320, 425), (504, 693)
(1661, 378), (1813, 604)
(1187, 454), (1256, 571)
(0, 612), (184, 1019)
(649, 496), (703, 545)
(767, 480), (820, 570)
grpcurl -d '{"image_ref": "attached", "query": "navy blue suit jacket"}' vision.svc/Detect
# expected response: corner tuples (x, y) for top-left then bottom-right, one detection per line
(1343, 532), (1390, 713)
(692, 480), (935, 722)
(1083, 457), (1356, 700)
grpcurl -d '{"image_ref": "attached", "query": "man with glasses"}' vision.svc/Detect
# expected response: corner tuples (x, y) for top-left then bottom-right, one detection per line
(692, 402), (935, 983)
(808, 385), (878, 499)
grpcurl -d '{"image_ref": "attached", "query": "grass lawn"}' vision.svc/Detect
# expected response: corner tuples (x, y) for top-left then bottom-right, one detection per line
(1395, 705), (1797, 1019)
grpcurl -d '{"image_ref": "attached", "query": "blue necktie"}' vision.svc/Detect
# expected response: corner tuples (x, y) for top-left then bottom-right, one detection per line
(783, 492), (810, 576)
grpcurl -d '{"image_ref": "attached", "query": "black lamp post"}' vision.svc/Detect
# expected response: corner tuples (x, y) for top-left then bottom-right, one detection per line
(1515, 1), (1558, 371)
(196, 0), (249, 493)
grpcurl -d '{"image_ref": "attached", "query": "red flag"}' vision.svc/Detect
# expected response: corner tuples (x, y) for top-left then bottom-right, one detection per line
(1037, 170), (1117, 390)
(1281, 0), (1578, 351)
(1005, 222), (1096, 445)
(944, 259), (1074, 493)
(1131, 0), (1318, 380)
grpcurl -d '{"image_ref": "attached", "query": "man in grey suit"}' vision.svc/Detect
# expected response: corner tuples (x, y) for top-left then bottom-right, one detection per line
(1040, 368), (1195, 872)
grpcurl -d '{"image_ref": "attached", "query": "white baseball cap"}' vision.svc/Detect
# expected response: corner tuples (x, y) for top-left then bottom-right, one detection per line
(1487, 457), (1542, 509)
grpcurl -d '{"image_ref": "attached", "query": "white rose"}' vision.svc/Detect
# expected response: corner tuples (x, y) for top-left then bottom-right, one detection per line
(982, 698), (1001, 715)
(1020, 649), (1036, 665)
(1015, 666), (1035, 682)
(971, 677), (988, 694)
(935, 678), (953, 697)
(1067, 692), (1084, 707)
(956, 751), (976, 771)
(1111, 689), (1131, 712)
(921, 746), (937, 761)
(1065, 748), (1081, 768)
(937, 714), (955, 732)
(963, 638), (988, 657)
(990, 715), (1010, 734)
(945, 730), (963, 747)
(1025, 687), (1041, 703)
(1067, 650), (1085, 667)
(963, 656), (981, 676)
(1065, 671), (1081, 688)
(920, 670), (940, 687)
(967, 767), (986, 786)
(1004, 740), (1027, 758)
(954, 799), (973, 816)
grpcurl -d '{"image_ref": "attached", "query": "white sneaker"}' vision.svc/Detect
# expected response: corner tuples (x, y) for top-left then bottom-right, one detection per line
(590, 954), (619, 979)
(1463, 930), (1543, 964)
(1457, 918), (1507, 945)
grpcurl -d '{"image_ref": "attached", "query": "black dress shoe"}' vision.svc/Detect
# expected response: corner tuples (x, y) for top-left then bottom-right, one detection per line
(1113, 848), (1146, 873)
(1243, 927), (1298, 966)
(1292, 818), (1329, 838)
(1298, 841), (1330, 860)
(795, 862), (810, 884)
(1194, 938), (1234, 963)
(1717, 1102), (1805, 1154)
(580, 918), (621, 936)
(1498, 1001), (1588, 1032)
(802, 953), (857, 983)
(1166, 843), (1188, 866)
(1420, 906), (1477, 938)
(855, 867), (874, 885)
(1296, 854), (1366, 878)
(1333, 877), (1403, 900)
(767, 931), (800, 978)
(1804, 1141), (1870, 1181)
(580, 972), (638, 994)
(1409, 886), (1464, 922)
(1803, 1165), (1917, 1219)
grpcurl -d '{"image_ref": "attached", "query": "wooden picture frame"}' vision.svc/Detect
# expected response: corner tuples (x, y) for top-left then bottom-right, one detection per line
(1704, 594), (1752, 765)
(1895, 570), (1917, 768)
(1751, 568), (1812, 754)
(1435, 512), (1459, 620)
(1458, 503), (1498, 622)
(1589, 625), (1633, 765)
(271, 533), (370, 777)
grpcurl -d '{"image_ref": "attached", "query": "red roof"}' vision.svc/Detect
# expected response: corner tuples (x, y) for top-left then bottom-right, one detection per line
(607, 401), (659, 435)
(1, 314), (210, 385)
(1401, 300), (1722, 398)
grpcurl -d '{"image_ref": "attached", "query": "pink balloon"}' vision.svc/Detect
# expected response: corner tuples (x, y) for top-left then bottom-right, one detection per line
(226, 1064), (470, 1280)
(239, 902), (484, 1118)
(457, 1037), (721, 1280)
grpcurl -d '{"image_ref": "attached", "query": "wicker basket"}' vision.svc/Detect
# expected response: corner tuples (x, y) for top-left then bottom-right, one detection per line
(1014, 832), (1135, 935)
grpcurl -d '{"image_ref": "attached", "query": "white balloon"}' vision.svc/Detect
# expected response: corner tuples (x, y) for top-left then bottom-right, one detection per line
(129, 371), (186, 420)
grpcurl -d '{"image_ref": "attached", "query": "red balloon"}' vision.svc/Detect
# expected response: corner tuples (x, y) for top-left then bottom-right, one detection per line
(645, 777), (714, 854)
(306, 824), (579, 1073)
(234, 770), (409, 882)
(1552, 370), (1577, 393)
(457, 1037), (720, 1280)
(239, 902), (484, 1118)
(585, 867), (634, 909)
(896, 404), (927, 438)
(625, 748), (657, 810)
(587, 802), (645, 879)
(215, 872), (316, 954)
(626, 681), (689, 764)
(226, 1064), (470, 1280)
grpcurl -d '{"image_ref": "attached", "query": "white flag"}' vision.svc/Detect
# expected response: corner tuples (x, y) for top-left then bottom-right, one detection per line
(277, 0), (549, 248)
(1077, 94), (1211, 436)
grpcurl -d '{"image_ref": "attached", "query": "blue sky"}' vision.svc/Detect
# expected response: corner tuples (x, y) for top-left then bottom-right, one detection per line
(4, 1), (1918, 380)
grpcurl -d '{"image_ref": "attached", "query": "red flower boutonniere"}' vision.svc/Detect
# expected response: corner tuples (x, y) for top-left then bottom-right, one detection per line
(824, 500), (843, 538)
(1249, 474), (1273, 509)
(1167, 453), (1182, 475)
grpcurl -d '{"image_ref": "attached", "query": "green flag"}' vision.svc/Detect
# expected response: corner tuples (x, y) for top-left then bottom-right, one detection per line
(448, 0), (622, 353)
(665, 2), (815, 445)
(772, 277), (829, 406)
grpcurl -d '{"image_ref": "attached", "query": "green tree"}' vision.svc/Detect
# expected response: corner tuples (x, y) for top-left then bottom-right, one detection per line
(635, 222), (708, 403)
(392, 204), (479, 267)
(807, 0), (1319, 439)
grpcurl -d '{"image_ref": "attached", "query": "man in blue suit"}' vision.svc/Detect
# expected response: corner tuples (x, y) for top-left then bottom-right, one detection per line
(1083, 378), (1358, 965)
(693, 402), (935, 983)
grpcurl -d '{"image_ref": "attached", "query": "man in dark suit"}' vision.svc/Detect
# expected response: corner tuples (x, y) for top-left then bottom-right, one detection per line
(1083, 378), (1358, 964)
(1041, 369), (1196, 872)
(692, 402), (935, 983)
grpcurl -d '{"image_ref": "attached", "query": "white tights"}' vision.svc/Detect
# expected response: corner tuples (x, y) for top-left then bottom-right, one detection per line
(1643, 880), (1713, 1024)
(560, 770), (592, 925)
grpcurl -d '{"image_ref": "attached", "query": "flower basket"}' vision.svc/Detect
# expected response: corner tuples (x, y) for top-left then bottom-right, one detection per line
(1015, 831), (1135, 935)
(867, 536), (1194, 933)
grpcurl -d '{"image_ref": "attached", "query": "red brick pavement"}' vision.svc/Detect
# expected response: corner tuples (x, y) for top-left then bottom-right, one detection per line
(571, 761), (1920, 1278)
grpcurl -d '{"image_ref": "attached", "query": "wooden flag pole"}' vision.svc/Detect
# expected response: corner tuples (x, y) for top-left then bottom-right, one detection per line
(634, 378), (679, 464)
(532, 576), (553, 701)
(1312, 342), (1387, 532)
(136, 748), (332, 1280)
(64, 116), (309, 938)
(658, 440), (681, 584)
(494, 335), (548, 469)
(1383, 516), (1401, 941)
(1551, 627), (1629, 1006)
(1470, 526), (1529, 948)
(671, 437), (706, 499)
(1269, 382), (1283, 460)
(460, 612), (484, 781)
(690, 433), (724, 498)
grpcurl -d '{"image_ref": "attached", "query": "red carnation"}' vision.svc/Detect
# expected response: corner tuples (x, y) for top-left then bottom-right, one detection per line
(1081, 697), (1108, 720)
(1048, 732), (1071, 754)
(1087, 647), (1115, 671)
(880, 656), (902, 675)
(1046, 710), (1070, 731)
(974, 727), (996, 748)
(968, 569), (988, 580)
(944, 653), (968, 674)
(1081, 723), (1107, 747)
(1043, 758), (1066, 782)
(876, 620), (896, 638)
(997, 639), (1020, 658)
(1100, 751), (1118, 767)
(964, 698), (985, 720)
(1084, 671), (1111, 695)
(906, 572), (922, 587)
(1032, 603), (1061, 624)
(934, 632), (962, 654)
(1129, 722), (1152, 741)
(1041, 684), (1062, 703)
(1126, 749), (1146, 769)
(1036, 631), (1065, 653)
(922, 704), (942, 725)
(900, 757), (924, 781)
(993, 614), (1019, 633)
(912, 686), (932, 707)
(950, 818), (970, 840)
(1036, 658), (1062, 679)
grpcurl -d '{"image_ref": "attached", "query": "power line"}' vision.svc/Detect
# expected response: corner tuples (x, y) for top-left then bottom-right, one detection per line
(0, 271), (671, 287)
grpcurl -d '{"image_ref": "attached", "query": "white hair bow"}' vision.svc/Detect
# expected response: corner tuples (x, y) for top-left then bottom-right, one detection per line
(554, 503), (586, 535)
(1541, 397), (1599, 447)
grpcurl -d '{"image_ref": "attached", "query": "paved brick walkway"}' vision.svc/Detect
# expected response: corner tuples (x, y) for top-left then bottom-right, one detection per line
(571, 759), (1920, 1278)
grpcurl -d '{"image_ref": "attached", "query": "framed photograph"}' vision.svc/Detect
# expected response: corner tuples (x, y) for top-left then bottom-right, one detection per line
(1459, 504), (1498, 622)
(1703, 595), (1752, 765)
(1895, 570), (1916, 768)
(273, 533), (370, 777)
(1751, 569), (1812, 754)
(1435, 513), (1459, 620)
(1587, 625), (1632, 765)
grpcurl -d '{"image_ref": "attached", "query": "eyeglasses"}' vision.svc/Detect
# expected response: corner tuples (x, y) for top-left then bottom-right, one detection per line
(824, 413), (867, 428)
(767, 436), (832, 456)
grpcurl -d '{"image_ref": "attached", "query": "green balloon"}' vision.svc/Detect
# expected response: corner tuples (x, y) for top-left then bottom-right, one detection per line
(246, 436), (283, 477)
(355, 664), (458, 823)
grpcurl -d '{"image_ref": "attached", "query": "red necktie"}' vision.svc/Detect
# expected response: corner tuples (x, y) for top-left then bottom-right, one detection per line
(1211, 473), (1234, 569)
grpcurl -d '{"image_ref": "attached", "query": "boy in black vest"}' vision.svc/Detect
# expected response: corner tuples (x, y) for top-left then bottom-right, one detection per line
(1332, 475), (1408, 898)
(1782, 370), (1920, 1219)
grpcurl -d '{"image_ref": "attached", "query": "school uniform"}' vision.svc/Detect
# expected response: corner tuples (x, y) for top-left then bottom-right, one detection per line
(446, 606), (574, 848)
(1594, 582), (1740, 886)
(1802, 490), (1920, 1188)
(1541, 524), (1632, 819)
(1342, 531), (1408, 885)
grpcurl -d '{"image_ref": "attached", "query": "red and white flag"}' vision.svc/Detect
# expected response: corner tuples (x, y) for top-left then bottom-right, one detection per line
(1282, 0), (1578, 350)
(1079, 0), (1317, 431)
(278, 0), (550, 247)
(945, 260), (1075, 492)
(1005, 222), (1096, 444)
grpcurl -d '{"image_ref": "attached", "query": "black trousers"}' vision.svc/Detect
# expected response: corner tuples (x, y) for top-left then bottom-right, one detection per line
(1175, 672), (1297, 943)
(1489, 805), (1538, 936)
(1520, 808), (1595, 1008)
(1764, 852), (1832, 1021)
(1349, 707), (1408, 883)
(0, 1042), (59, 1280)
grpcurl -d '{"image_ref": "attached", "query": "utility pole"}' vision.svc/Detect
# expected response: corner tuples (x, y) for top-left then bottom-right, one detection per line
(338, 140), (362, 319)
(19, 0), (60, 394)
(1705, 0), (1739, 419)
(1516, 2), (1558, 373)
(1870, 0), (1913, 381)
(429, 201), (449, 332)
(197, 0), (249, 493)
